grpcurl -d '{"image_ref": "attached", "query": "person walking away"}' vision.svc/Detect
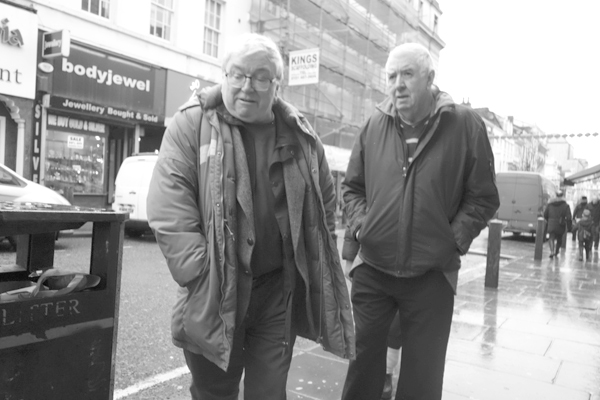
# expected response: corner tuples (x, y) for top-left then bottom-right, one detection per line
(543, 190), (572, 258)
(571, 196), (588, 241)
(574, 209), (594, 261)
(586, 196), (600, 250)
(146, 33), (354, 400)
(341, 42), (500, 400)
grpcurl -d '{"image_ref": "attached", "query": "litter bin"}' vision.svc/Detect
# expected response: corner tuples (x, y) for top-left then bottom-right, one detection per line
(0, 203), (128, 400)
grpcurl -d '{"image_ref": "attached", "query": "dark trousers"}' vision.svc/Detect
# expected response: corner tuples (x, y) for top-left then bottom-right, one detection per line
(342, 265), (454, 400)
(579, 237), (593, 259)
(184, 269), (295, 400)
(388, 311), (402, 350)
(549, 231), (565, 254)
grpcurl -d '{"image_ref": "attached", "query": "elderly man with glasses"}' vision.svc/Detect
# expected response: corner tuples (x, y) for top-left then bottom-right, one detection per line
(147, 33), (355, 400)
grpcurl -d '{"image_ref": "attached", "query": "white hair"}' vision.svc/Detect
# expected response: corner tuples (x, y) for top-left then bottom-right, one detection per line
(221, 33), (284, 80)
(386, 42), (434, 75)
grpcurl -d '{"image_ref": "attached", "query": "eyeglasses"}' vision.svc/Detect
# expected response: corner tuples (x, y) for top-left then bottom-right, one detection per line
(225, 72), (276, 92)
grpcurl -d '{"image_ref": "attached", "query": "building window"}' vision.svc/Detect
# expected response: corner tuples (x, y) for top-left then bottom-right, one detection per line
(433, 15), (438, 34)
(418, 1), (423, 17)
(150, 0), (174, 40)
(81, 0), (110, 18)
(204, 0), (222, 58)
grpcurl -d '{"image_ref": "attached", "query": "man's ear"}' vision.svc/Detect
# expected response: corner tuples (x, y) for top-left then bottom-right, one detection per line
(428, 70), (436, 86)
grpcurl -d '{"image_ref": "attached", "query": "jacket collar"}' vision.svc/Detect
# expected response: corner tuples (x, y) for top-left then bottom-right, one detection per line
(199, 84), (317, 142)
(376, 85), (455, 119)
(548, 197), (566, 205)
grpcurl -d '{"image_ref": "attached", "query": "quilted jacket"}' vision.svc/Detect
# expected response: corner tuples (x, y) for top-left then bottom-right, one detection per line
(147, 85), (355, 371)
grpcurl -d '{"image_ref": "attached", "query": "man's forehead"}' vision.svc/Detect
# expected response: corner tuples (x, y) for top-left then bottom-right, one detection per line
(386, 59), (417, 73)
(386, 51), (419, 72)
(227, 48), (276, 74)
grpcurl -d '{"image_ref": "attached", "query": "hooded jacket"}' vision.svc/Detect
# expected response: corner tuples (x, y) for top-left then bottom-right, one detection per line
(147, 85), (355, 371)
(576, 212), (594, 241)
(543, 197), (573, 234)
(342, 89), (499, 283)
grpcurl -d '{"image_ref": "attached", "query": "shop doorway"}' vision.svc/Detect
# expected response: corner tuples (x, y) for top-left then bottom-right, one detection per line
(108, 126), (134, 205)
(139, 125), (164, 154)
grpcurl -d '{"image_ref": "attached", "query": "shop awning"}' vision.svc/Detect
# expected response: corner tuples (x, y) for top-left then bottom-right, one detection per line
(564, 163), (600, 186)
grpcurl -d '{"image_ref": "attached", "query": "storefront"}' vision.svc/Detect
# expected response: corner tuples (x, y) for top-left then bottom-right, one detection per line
(0, 2), (37, 177)
(164, 69), (214, 127)
(35, 40), (166, 208)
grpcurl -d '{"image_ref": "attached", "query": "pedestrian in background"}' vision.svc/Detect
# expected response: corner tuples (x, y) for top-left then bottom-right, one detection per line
(543, 190), (572, 258)
(586, 196), (600, 250)
(146, 33), (354, 400)
(341, 42), (499, 400)
(574, 209), (594, 261)
(571, 196), (588, 241)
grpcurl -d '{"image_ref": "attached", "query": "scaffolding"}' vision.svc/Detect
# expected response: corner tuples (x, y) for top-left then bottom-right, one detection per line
(249, 0), (444, 149)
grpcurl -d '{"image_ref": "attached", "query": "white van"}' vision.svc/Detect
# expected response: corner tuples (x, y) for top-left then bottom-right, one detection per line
(112, 153), (158, 237)
(495, 171), (557, 236)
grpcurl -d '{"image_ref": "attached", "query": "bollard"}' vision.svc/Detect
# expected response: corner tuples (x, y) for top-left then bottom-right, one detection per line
(534, 217), (545, 260)
(485, 220), (503, 289)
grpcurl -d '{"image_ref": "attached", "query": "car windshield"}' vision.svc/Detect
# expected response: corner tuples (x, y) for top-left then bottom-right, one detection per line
(0, 165), (26, 187)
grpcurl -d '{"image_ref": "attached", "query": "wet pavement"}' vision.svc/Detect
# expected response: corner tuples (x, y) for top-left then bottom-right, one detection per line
(283, 235), (600, 400)
(115, 231), (600, 400)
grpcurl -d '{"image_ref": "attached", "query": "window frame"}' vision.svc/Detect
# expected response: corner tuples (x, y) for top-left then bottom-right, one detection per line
(81, 0), (111, 19)
(203, 0), (223, 58)
(150, 0), (175, 41)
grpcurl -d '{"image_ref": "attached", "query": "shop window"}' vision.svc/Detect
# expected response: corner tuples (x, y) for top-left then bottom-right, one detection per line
(150, 0), (174, 40)
(204, 0), (222, 58)
(81, 0), (110, 18)
(45, 130), (107, 197)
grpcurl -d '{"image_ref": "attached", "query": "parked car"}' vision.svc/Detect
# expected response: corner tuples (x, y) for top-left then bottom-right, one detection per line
(111, 153), (158, 237)
(495, 171), (557, 236)
(0, 163), (73, 248)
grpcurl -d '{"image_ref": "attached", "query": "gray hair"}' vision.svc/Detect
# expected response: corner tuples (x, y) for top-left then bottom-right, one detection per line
(221, 33), (284, 80)
(386, 43), (434, 75)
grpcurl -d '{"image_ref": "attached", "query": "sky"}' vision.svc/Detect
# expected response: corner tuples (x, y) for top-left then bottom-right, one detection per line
(435, 0), (600, 167)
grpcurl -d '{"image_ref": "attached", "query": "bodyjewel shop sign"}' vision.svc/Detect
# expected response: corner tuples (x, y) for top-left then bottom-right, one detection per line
(50, 42), (166, 121)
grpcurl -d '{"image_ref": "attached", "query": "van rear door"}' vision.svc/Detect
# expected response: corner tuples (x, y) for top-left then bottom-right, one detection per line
(496, 175), (515, 221)
(113, 156), (157, 221)
(513, 175), (541, 225)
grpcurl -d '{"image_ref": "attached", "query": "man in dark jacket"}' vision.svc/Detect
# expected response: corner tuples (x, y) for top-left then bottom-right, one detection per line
(543, 190), (572, 258)
(586, 196), (600, 250)
(147, 33), (354, 400)
(341, 43), (500, 400)
(572, 196), (588, 241)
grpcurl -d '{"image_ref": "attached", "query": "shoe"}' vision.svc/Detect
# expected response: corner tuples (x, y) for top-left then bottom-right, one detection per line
(579, 256), (584, 261)
(381, 373), (393, 400)
(549, 254), (554, 259)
